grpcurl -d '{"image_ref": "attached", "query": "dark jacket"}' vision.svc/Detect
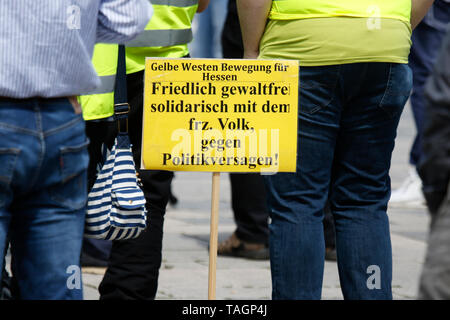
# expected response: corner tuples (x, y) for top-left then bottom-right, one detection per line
(418, 29), (450, 214)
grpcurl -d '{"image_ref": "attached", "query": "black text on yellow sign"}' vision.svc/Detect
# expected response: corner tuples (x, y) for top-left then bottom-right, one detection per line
(141, 58), (299, 173)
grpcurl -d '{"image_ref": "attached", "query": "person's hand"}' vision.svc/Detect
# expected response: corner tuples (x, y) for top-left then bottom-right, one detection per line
(69, 96), (82, 114)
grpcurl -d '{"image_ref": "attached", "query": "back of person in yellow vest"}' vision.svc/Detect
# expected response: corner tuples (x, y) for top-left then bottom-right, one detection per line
(79, 0), (210, 300)
(237, 0), (434, 300)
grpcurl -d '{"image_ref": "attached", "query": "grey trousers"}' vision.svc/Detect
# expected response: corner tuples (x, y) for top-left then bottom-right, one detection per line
(419, 180), (450, 299)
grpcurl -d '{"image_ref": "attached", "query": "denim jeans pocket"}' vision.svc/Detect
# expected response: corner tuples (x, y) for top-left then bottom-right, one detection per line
(379, 64), (413, 118)
(298, 66), (340, 115)
(0, 148), (21, 208)
(49, 139), (90, 211)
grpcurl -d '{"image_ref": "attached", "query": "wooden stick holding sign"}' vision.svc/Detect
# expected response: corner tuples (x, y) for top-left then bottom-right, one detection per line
(142, 57), (298, 299)
(208, 172), (220, 299)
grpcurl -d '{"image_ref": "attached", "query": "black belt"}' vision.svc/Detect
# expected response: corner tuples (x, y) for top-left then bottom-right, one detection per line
(0, 96), (70, 103)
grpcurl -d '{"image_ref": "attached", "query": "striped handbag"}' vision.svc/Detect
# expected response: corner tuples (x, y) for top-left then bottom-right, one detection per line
(84, 45), (147, 240)
(84, 132), (147, 240)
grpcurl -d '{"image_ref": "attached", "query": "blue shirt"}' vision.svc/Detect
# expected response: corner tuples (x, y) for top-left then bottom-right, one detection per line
(0, 0), (152, 98)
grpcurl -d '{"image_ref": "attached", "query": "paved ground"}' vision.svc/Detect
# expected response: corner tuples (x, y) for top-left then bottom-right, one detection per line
(80, 103), (430, 300)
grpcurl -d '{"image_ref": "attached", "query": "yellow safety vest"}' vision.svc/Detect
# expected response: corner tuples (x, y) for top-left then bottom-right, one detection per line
(80, 44), (118, 121)
(269, 0), (411, 23)
(80, 0), (198, 121)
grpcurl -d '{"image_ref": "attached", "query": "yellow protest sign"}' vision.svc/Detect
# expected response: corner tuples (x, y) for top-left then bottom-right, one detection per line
(141, 58), (299, 173)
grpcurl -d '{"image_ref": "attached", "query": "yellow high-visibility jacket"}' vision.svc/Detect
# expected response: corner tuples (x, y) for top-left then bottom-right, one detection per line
(81, 0), (198, 121)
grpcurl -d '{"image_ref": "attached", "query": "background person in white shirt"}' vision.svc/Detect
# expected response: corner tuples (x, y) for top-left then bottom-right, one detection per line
(0, 0), (152, 299)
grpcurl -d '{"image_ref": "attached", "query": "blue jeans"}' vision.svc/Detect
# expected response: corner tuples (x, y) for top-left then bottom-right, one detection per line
(265, 63), (412, 300)
(0, 98), (89, 299)
(409, 0), (450, 167)
(189, 0), (229, 58)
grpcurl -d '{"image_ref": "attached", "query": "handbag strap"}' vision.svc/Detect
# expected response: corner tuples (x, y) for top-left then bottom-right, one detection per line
(114, 44), (129, 133)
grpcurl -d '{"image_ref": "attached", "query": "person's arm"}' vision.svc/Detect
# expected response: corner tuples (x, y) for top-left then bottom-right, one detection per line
(411, 0), (435, 30)
(96, 0), (153, 43)
(236, 0), (272, 59)
(197, 0), (210, 13)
